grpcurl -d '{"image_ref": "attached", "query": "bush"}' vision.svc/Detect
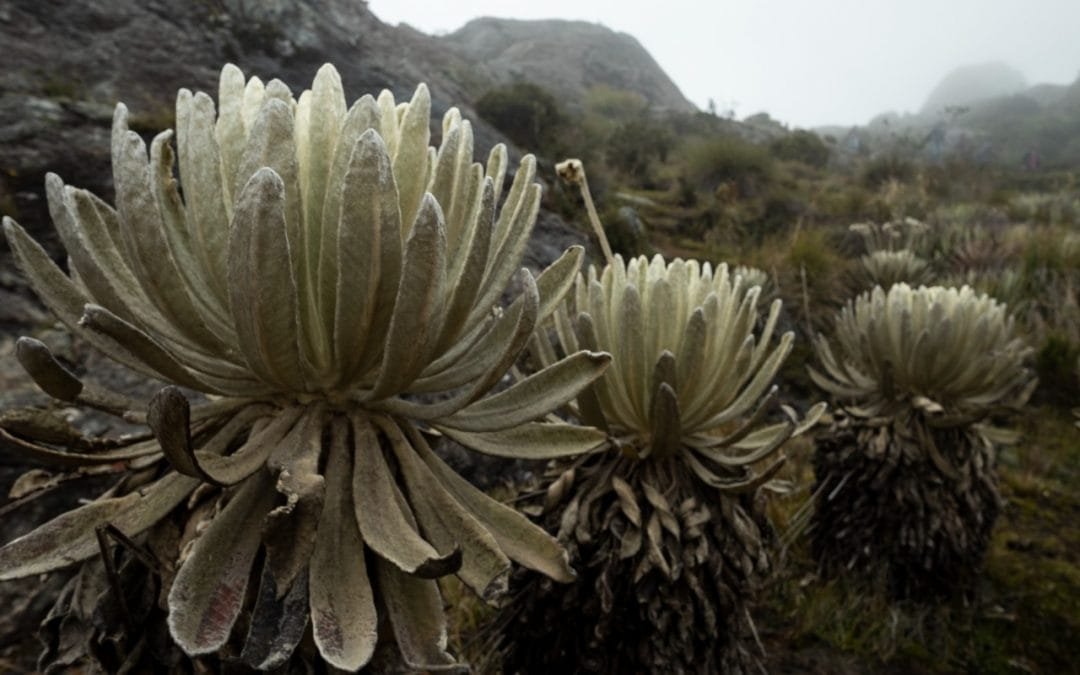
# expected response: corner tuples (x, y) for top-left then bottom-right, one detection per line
(770, 130), (831, 168)
(861, 155), (915, 187)
(683, 135), (774, 197)
(1034, 333), (1080, 406)
(605, 116), (673, 183)
(475, 81), (565, 151)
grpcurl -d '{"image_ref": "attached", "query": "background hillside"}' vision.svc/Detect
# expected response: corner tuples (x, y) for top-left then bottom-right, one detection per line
(442, 17), (696, 114)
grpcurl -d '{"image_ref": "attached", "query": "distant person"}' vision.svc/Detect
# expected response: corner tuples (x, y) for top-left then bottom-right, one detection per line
(1022, 149), (1041, 171)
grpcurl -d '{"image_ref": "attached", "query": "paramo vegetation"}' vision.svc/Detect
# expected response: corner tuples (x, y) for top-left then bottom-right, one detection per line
(0, 63), (1074, 675)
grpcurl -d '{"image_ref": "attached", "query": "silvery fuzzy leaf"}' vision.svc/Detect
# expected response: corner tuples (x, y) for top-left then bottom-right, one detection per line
(111, 108), (222, 352)
(374, 558), (463, 672)
(240, 75), (266, 133)
(297, 63), (346, 249)
(428, 121), (465, 231)
(3, 219), (153, 381)
(350, 414), (460, 577)
(214, 63), (247, 207)
(0, 472), (198, 580)
(575, 310), (636, 428)
(674, 307), (707, 398)
(70, 183), (235, 367)
(382, 269), (539, 420)
(176, 89), (231, 293)
(168, 471), (275, 654)
(332, 129), (402, 384)
(379, 417), (511, 601)
(696, 331), (794, 429)
(369, 193), (447, 400)
(698, 417), (793, 467)
(491, 154), (537, 254)
(486, 144), (508, 205)
(406, 425), (576, 582)
(184, 406), (305, 486)
(434, 176), (494, 354)
(706, 385), (779, 450)
(46, 173), (140, 327)
(233, 95), (303, 249)
(438, 350), (612, 433)
(149, 130), (234, 332)
(437, 421), (607, 460)
(79, 303), (222, 394)
(310, 417), (378, 671)
(616, 283), (647, 424)
(683, 451), (786, 494)
(466, 179), (541, 328)
(393, 83), (432, 234)
(443, 154), (482, 258)
(317, 94), (382, 323)
(227, 167), (306, 391)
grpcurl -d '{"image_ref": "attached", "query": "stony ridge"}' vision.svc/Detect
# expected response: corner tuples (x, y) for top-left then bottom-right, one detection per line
(443, 17), (696, 113)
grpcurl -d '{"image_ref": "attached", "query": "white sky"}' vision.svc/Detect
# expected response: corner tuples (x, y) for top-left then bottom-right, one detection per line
(367, 0), (1080, 128)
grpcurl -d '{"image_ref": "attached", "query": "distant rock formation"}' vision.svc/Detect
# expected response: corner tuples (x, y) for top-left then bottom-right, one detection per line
(921, 62), (1028, 114)
(442, 17), (697, 113)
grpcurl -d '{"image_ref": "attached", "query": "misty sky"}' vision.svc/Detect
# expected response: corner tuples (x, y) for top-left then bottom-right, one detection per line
(367, 0), (1080, 128)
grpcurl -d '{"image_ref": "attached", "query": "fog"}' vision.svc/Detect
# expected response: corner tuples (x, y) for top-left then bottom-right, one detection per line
(368, 0), (1080, 128)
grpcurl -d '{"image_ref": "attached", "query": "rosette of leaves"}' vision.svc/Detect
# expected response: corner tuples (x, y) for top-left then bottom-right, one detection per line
(850, 217), (928, 253)
(809, 283), (1035, 599)
(0, 63), (611, 671)
(857, 249), (933, 290)
(849, 218), (934, 290)
(733, 264), (770, 295)
(495, 254), (825, 674)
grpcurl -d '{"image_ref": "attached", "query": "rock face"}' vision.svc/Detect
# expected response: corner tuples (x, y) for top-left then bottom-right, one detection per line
(443, 17), (697, 114)
(0, 0), (517, 247)
(921, 62), (1028, 114)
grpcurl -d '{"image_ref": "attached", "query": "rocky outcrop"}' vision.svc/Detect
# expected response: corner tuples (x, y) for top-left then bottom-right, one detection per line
(920, 62), (1028, 114)
(0, 0), (525, 245)
(443, 17), (697, 114)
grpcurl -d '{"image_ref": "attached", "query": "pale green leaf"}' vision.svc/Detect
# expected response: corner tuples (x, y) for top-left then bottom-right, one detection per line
(227, 168), (306, 390)
(168, 471), (276, 654)
(406, 425), (575, 582)
(0, 472), (197, 580)
(310, 417), (378, 671)
(438, 350), (611, 432)
(350, 414), (460, 577)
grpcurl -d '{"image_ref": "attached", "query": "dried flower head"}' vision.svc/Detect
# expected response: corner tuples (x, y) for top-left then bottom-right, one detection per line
(0, 63), (610, 670)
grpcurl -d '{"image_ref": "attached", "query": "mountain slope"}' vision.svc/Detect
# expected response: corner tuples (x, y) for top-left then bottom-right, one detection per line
(442, 17), (696, 113)
(920, 62), (1028, 114)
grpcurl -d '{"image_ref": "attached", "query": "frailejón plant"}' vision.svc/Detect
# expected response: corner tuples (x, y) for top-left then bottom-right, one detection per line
(858, 249), (933, 289)
(497, 250), (825, 673)
(0, 63), (611, 671)
(850, 219), (933, 290)
(809, 283), (1035, 598)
